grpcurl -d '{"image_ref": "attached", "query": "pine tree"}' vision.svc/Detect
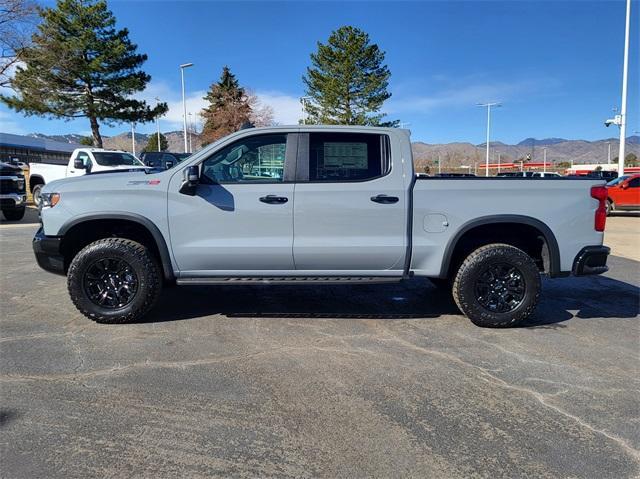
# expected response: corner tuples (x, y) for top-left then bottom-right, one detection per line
(143, 133), (168, 152)
(200, 66), (252, 146)
(303, 26), (397, 126)
(0, 0), (167, 147)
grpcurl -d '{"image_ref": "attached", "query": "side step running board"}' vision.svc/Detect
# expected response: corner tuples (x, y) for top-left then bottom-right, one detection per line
(176, 276), (403, 285)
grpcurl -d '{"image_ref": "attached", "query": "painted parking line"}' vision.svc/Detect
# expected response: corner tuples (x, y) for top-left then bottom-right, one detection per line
(0, 223), (40, 229)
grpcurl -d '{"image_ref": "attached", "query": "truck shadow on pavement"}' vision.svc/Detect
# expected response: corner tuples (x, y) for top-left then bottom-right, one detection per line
(144, 274), (639, 328)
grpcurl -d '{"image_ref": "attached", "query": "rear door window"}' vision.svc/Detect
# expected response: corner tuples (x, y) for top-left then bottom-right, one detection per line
(306, 133), (390, 182)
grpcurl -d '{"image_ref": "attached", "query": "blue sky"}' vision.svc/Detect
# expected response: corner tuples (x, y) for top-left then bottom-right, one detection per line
(1, 0), (638, 144)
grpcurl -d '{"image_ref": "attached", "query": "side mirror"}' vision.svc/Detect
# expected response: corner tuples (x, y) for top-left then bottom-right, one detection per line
(621, 183), (629, 189)
(74, 158), (85, 170)
(180, 165), (200, 196)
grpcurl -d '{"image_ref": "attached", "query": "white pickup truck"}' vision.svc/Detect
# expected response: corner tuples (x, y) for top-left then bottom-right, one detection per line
(29, 148), (145, 205)
(33, 126), (610, 328)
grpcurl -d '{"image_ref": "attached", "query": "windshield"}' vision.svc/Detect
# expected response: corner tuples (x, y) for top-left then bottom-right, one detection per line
(92, 152), (143, 167)
(607, 175), (628, 186)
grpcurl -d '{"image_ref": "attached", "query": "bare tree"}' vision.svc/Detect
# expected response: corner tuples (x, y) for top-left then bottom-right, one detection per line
(0, 0), (37, 88)
(247, 91), (275, 127)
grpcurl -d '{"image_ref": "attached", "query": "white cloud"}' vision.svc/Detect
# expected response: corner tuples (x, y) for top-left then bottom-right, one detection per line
(136, 81), (302, 131)
(387, 77), (561, 114)
(254, 91), (302, 125)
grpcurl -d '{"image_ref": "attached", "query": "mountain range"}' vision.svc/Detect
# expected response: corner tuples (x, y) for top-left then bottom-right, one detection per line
(27, 132), (640, 167)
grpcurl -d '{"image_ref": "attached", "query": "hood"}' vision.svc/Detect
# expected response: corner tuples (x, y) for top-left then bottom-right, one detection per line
(43, 168), (163, 193)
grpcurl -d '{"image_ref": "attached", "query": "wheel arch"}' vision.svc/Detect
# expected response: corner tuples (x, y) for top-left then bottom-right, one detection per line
(439, 215), (561, 279)
(29, 174), (45, 191)
(58, 213), (175, 281)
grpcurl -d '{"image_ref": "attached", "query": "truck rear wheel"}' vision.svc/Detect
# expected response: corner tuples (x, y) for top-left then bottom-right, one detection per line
(452, 243), (540, 328)
(67, 238), (162, 323)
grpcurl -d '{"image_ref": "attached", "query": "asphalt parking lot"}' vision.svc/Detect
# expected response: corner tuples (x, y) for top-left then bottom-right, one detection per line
(1, 209), (638, 478)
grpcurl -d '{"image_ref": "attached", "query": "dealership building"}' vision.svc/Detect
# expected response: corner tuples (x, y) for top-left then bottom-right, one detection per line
(0, 132), (81, 165)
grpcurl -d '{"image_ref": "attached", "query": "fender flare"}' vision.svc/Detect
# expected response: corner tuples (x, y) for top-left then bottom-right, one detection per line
(439, 214), (562, 278)
(59, 212), (175, 281)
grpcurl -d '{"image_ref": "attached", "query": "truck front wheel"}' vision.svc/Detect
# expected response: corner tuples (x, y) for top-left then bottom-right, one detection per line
(67, 238), (162, 323)
(452, 243), (541, 328)
(2, 207), (25, 221)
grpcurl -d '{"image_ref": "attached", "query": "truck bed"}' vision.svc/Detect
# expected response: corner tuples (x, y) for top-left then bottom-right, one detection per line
(410, 176), (605, 276)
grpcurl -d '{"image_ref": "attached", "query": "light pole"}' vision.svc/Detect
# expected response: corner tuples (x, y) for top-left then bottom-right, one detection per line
(155, 97), (162, 152)
(543, 147), (547, 173)
(477, 102), (501, 176)
(617, 0), (631, 177)
(607, 141), (612, 164)
(300, 96), (311, 125)
(188, 112), (194, 153)
(131, 122), (136, 156)
(180, 62), (194, 153)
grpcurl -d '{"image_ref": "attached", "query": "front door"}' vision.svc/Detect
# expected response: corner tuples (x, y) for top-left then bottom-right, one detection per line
(168, 132), (296, 275)
(292, 131), (408, 274)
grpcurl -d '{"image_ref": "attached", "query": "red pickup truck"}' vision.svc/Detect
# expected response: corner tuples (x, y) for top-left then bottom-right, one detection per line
(606, 174), (640, 215)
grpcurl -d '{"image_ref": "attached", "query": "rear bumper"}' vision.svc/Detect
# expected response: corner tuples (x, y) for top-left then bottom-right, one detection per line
(33, 227), (65, 275)
(572, 245), (610, 276)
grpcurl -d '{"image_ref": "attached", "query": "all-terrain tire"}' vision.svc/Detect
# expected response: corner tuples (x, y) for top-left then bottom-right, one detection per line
(452, 243), (541, 328)
(31, 184), (43, 207)
(67, 238), (162, 323)
(2, 207), (25, 221)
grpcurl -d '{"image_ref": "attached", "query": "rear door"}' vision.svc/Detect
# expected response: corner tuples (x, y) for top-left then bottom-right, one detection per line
(168, 132), (297, 275)
(292, 131), (407, 274)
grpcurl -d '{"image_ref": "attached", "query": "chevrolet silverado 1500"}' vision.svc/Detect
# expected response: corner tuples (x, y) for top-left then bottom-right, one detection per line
(33, 126), (610, 327)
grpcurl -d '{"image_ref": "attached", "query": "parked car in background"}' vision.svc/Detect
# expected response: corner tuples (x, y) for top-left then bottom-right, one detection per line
(433, 173), (476, 177)
(139, 152), (191, 170)
(606, 174), (640, 215)
(497, 172), (535, 177)
(34, 125), (610, 328)
(29, 148), (146, 206)
(532, 172), (562, 178)
(587, 170), (618, 180)
(0, 161), (27, 220)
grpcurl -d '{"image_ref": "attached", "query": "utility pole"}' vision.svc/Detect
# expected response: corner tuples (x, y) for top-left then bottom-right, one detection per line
(497, 153), (501, 173)
(617, 0), (631, 177)
(477, 102), (501, 176)
(543, 148), (547, 173)
(438, 153), (441, 174)
(180, 63), (194, 153)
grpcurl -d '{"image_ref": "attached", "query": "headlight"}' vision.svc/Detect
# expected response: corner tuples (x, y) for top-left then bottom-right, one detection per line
(16, 176), (25, 190)
(40, 193), (60, 208)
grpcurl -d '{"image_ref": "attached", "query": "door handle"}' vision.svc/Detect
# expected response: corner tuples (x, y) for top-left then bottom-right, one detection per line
(370, 194), (399, 204)
(259, 195), (288, 204)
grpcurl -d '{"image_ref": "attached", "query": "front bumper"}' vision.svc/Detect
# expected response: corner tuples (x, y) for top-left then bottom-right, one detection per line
(0, 193), (27, 209)
(33, 227), (65, 275)
(573, 245), (610, 276)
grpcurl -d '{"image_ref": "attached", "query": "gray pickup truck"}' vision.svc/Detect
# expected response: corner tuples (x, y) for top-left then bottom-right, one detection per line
(33, 126), (610, 327)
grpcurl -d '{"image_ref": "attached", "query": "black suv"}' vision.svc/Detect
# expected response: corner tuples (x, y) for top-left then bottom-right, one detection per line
(0, 162), (27, 221)
(139, 152), (191, 170)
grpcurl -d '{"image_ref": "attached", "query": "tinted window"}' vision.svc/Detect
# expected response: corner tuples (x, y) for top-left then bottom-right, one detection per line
(628, 177), (640, 188)
(202, 134), (286, 183)
(93, 152), (142, 167)
(308, 133), (389, 182)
